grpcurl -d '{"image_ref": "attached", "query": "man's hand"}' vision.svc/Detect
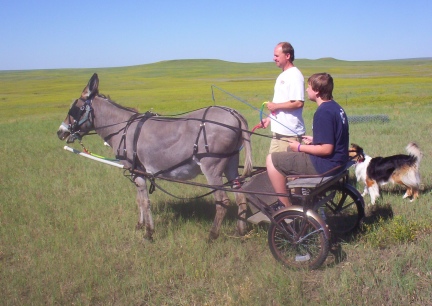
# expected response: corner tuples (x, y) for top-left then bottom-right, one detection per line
(266, 102), (278, 112)
(261, 117), (270, 128)
(251, 117), (270, 132)
(302, 136), (313, 145)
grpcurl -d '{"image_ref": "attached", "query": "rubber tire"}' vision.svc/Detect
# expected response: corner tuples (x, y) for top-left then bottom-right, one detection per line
(316, 183), (364, 234)
(268, 210), (330, 270)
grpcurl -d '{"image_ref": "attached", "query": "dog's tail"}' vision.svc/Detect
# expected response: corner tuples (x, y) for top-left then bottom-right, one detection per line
(406, 142), (422, 167)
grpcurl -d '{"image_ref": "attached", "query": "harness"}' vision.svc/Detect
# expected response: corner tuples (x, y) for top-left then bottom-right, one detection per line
(116, 111), (157, 172)
(63, 96), (250, 200)
(115, 106), (242, 191)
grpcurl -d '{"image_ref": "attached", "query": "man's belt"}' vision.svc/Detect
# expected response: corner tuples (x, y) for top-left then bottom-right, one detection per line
(273, 133), (303, 141)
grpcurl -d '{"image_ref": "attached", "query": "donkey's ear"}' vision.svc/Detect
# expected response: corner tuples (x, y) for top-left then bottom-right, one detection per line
(81, 73), (99, 99)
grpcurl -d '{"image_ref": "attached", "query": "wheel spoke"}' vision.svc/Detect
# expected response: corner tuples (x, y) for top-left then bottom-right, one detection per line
(317, 184), (364, 234)
(268, 211), (329, 270)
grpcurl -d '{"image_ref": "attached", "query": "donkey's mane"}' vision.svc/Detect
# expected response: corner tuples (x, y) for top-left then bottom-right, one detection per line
(98, 94), (139, 113)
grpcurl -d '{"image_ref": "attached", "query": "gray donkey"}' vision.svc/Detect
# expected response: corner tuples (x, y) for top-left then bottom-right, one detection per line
(57, 73), (253, 241)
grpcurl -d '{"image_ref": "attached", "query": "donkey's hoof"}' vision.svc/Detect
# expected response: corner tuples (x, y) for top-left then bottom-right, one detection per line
(143, 232), (154, 242)
(135, 222), (145, 230)
(236, 225), (247, 237)
(235, 230), (246, 238)
(208, 231), (219, 241)
(143, 236), (154, 243)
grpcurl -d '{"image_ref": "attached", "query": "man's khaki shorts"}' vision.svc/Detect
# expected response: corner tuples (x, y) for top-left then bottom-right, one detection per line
(269, 133), (304, 154)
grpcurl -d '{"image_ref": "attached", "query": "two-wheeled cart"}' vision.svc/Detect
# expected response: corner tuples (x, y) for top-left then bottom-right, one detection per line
(65, 145), (364, 270)
(241, 161), (364, 269)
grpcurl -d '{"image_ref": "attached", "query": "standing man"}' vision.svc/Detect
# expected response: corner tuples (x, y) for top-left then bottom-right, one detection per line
(257, 42), (306, 153)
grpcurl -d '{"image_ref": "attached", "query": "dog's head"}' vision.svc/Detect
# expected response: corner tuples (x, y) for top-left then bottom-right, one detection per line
(349, 143), (365, 163)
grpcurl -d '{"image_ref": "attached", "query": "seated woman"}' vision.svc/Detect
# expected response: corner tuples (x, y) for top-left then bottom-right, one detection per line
(266, 73), (349, 208)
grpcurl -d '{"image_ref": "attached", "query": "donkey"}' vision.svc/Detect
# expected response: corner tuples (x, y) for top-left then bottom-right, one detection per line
(57, 73), (253, 241)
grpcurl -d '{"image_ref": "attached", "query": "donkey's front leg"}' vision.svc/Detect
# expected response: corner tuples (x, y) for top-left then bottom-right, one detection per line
(134, 176), (154, 241)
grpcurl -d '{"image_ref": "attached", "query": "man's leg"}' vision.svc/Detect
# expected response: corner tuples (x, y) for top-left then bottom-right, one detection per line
(266, 154), (292, 207)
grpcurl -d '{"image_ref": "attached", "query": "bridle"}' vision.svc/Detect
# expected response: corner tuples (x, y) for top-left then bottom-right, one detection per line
(61, 97), (95, 140)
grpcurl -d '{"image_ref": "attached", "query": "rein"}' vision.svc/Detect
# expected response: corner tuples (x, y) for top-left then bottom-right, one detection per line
(211, 84), (301, 136)
(88, 105), (247, 193)
(65, 97), (260, 197)
(127, 106), (243, 191)
(78, 141), (119, 162)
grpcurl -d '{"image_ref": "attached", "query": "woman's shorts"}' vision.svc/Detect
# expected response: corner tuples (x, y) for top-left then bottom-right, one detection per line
(271, 151), (318, 176)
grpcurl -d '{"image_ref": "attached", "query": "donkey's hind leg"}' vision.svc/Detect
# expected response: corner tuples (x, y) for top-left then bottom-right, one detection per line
(134, 176), (154, 241)
(210, 189), (230, 240)
(233, 192), (247, 236)
(225, 155), (247, 237)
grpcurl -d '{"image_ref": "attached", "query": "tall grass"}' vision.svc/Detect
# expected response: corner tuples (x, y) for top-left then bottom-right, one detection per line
(1, 59), (432, 305)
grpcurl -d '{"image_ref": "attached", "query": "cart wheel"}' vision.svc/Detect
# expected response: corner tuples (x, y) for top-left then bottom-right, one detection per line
(268, 210), (329, 270)
(316, 183), (364, 234)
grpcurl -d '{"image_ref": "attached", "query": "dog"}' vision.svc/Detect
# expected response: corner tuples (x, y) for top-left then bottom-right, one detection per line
(349, 142), (422, 205)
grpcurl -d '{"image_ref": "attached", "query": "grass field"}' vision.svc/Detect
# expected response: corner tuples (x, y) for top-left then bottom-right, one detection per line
(1, 58), (432, 305)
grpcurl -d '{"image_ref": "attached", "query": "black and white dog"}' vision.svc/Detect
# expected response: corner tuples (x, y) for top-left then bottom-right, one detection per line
(350, 142), (422, 205)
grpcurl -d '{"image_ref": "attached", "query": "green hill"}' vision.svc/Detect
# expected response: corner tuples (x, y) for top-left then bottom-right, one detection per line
(1, 58), (431, 121)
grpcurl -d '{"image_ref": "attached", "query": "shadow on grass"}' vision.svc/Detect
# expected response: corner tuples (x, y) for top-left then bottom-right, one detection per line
(363, 203), (394, 224)
(164, 198), (242, 222)
(161, 196), (396, 269)
(421, 184), (432, 194)
(364, 182), (431, 199)
(332, 203), (394, 243)
(323, 203), (394, 268)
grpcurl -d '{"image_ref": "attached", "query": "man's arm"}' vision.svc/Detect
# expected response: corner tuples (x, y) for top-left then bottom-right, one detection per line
(266, 100), (304, 112)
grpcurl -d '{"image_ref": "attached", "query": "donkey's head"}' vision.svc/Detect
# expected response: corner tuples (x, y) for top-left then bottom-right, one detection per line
(57, 73), (99, 143)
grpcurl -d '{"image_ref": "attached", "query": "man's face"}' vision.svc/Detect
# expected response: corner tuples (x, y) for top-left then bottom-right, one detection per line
(306, 83), (317, 101)
(273, 45), (289, 70)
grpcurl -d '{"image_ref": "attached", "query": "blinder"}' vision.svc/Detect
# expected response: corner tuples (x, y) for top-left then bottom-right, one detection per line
(67, 98), (94, 135)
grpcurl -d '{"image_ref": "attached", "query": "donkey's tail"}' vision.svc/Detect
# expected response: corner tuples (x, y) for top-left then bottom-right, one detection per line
(239, 115), (253, 177)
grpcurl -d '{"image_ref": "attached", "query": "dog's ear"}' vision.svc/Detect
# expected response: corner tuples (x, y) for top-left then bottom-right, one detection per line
(350, 143), (363, 151)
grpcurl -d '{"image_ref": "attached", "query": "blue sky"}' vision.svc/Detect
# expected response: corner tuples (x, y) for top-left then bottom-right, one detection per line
(1, 0), (431, 70)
